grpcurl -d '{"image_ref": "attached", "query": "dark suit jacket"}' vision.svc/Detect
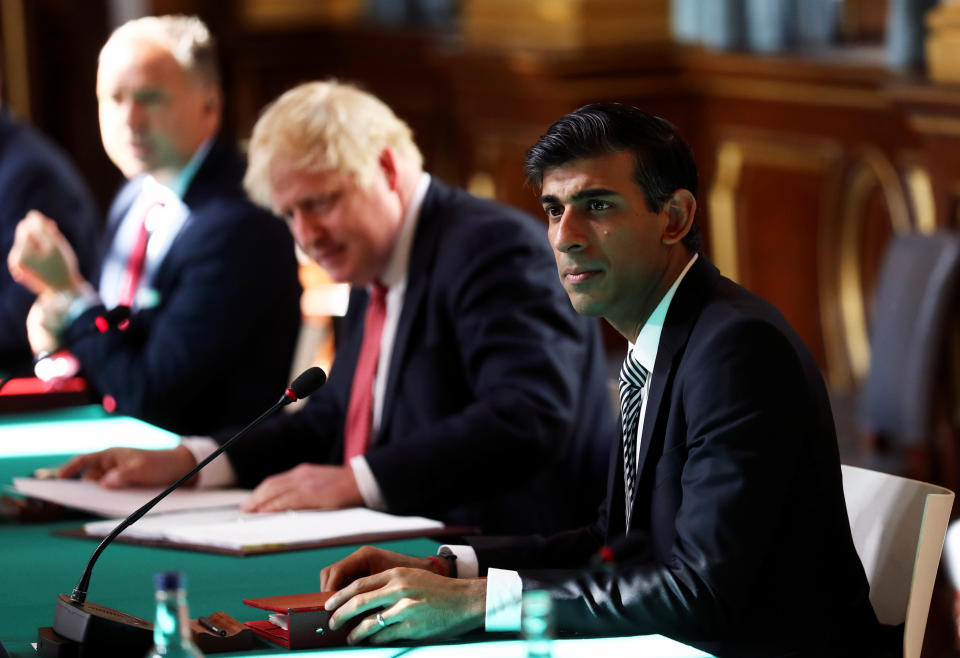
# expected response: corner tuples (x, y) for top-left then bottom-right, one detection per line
(0, 111), (99, 371)
(220, 179), (618, 535)
(62, 137), (302, 436)
(470, 257), (884, 657)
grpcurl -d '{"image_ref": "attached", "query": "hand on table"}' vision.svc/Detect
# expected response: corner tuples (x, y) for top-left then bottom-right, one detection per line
(8, 210), (85, 295)
(241, 463), (362, 512)
(325, 565), (486, 645)
(58, 446), (198, 488)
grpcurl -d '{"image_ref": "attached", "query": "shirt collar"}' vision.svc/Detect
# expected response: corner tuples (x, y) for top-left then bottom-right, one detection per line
(628, 253), (699, 372)
(157, 138), (213, 200)
(377, 172), (430, 289)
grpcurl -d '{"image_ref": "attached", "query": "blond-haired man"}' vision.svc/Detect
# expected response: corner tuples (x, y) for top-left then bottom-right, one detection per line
(8, 15), (301, 434)
(62, 81), (617, 535)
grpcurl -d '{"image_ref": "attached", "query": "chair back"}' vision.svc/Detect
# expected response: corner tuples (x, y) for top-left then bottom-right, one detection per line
(859, 232), (960, 453)
(842, 464), (954, 658)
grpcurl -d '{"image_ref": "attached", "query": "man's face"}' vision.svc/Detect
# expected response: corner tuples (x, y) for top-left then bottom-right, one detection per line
(97, 39), (218, 179)
(268, 155), (404, 286)
(541, 150), (670, 329)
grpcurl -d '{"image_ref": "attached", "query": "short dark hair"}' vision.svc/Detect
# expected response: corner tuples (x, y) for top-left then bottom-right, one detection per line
(524, 103), (701, 252)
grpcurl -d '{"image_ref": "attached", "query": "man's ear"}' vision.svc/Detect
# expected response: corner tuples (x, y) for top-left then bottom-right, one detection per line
(378, 147), (399, 191)
(662, 189), (696, 245)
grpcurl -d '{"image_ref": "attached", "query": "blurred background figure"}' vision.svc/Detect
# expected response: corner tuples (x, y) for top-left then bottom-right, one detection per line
(0, 98), (99, 375)
(6, 15), (301, 434)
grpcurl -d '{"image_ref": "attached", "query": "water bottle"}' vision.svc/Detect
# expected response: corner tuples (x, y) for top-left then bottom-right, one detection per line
(145, 571), (204, 657)
(522, 590), (554, 658)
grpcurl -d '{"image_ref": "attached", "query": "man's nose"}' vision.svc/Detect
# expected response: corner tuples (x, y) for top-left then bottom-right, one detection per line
(552, 210), (586, 253)
(292, 211), (328, 245)
(121, 99), (148, 132)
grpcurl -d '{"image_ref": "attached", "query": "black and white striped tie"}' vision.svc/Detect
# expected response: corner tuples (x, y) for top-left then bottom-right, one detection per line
(619, 354), (649, 530)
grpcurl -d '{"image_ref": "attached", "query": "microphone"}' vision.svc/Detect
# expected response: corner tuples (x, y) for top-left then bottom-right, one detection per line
(41, 367), (327, 657)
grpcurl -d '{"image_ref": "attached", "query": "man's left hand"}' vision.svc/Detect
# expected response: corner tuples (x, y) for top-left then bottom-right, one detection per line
(326, 568), (486, 645)
(241, 463), (363, 512)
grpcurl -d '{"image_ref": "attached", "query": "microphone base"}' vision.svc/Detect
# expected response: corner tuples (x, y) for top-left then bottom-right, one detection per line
(48, 593), (152, 656)
(36, 627), (78, 658)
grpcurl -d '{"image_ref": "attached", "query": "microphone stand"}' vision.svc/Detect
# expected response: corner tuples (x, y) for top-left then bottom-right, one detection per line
(38, 368), (326, 657)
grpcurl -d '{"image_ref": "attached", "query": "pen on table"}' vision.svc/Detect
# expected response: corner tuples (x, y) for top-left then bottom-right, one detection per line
(198, 616), (227, 637)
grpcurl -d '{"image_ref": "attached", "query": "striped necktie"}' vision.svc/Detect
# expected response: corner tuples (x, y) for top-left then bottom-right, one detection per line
(619, 354), (649, 530)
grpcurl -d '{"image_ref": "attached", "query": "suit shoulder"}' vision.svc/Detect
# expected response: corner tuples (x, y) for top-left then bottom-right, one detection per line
(685, 275), (818, 377)
(428, 181), (548, 251)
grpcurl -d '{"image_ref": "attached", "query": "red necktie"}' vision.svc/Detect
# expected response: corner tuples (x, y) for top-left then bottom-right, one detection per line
(343, 283), (389, 462)
(117, 200), (163, 307)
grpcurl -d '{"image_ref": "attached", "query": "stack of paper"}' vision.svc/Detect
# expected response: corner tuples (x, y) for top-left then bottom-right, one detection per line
(9, 477), (250, 517)
(83, 507), (445, 552)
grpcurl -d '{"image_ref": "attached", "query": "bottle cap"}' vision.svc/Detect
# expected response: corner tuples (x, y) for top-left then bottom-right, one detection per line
(154, 570), (186, 590)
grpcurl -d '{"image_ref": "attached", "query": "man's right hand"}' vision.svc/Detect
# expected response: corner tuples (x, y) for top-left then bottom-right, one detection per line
(321, 546), (442, 592)
(58, 445), (198, 489)
(8, 210), (85, 295)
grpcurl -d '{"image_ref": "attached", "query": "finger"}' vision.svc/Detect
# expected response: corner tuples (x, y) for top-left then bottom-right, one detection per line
(346, 611), (390, 646)
(25, 209), (52, 224)
(100, 455), (151, 488)
(355, 601), (410, 645)
(321, 555), (368, 592)
(251, 493), (301, 513)
(58, 453), (97, 479)
(328, 574), (399, 630)
(242, 487), (296, 513)
(241, 474), (289, 512)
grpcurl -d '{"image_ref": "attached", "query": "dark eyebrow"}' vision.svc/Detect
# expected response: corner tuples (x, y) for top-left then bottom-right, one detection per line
(540, 188), (619, 205)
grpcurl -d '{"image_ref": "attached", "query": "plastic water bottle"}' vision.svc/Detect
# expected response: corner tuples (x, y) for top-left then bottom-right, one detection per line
(145, 571), (204, 657)
(522, 590), (553, 658)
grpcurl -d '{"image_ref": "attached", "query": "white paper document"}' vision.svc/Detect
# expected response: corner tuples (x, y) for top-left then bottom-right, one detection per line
(82, 507), (446, 551)
(9, 477), (251, 517)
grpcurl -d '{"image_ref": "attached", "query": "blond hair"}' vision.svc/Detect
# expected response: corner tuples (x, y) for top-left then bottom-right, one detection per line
(100, 14), (220, 86)
(244, 81), (423, 208)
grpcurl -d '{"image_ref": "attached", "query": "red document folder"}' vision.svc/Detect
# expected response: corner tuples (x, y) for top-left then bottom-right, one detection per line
(243, 592), (362, 649)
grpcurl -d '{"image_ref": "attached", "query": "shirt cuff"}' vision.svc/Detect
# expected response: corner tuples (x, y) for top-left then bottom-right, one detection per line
(63, 284), (101, 329)
(438, 545), (479, 578)
(179, 436), (237, 489)
(349, 455), (387, 511)
(485, 568), (522, 632)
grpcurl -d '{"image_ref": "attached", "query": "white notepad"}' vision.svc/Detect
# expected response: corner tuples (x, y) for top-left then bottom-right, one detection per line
(82, 507), (445, 552)
(9, 477), (250, 517)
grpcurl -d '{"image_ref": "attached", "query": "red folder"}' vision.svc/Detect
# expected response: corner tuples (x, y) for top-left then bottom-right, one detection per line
(243, 592), (362, 649)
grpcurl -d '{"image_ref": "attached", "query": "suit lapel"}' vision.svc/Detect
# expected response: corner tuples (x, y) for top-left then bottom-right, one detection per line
(375, 181), (444, 442)
(632, 256), (713, 493)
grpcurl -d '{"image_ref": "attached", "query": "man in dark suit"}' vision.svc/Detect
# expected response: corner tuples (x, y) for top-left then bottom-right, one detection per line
(318, 104), (888, 656)
(7, 16), (300, 435)
(0, 109), (99, 372)
(59, 81), (617, 535)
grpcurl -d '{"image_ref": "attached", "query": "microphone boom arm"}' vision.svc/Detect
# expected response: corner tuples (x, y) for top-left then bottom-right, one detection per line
(70, 369), (324, 604)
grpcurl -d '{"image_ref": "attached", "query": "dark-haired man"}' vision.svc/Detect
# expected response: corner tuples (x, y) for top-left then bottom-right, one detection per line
(319, 103), (888, 657)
